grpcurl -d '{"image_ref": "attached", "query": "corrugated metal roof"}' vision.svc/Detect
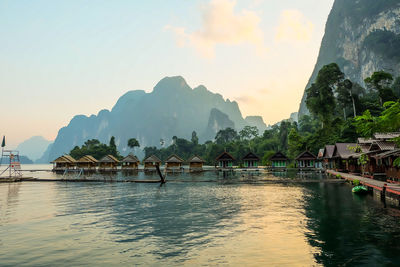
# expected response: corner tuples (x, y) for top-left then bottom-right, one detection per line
(373, 132), (400, 140)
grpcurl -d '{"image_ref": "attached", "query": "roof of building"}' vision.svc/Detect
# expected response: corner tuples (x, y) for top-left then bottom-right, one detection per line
(242, 152), (260, 161)
(121, 154), (140, 163)
(216, 151), (235, 161)
(143, 154), (162, 163)
(373, 149), (400, 159)
(99, 154), (120, 163)
(373, 132), (400, 140)
(369, 141), (397, 151)
(295, 151), (317, 160)
(77, 155), (98, 163)
(165, 154), (184, 163)
(323, 145), (335, 159)
(188, 155), (206, 163)
(269, 152), (289, 161)
(51, 155), (76, 163)
(357, 137), (376, 144)
(333, 143), (357, 159)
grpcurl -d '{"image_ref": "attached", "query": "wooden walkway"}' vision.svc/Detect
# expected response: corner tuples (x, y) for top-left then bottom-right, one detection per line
(327, 170), (400, 196)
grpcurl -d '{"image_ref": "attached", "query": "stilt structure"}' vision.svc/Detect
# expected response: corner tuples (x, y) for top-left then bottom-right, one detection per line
(0, 136), (22, 179)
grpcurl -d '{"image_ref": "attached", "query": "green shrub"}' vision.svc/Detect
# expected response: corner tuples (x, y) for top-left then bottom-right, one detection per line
(336, 174), (342, 179)
(353, 179), (360, 186)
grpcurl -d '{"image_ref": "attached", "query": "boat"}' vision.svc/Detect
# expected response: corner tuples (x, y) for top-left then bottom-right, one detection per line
(352, 185), (368, 194)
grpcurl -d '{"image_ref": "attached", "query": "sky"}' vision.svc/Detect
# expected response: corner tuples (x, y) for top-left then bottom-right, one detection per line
(0, 0), (334, 148)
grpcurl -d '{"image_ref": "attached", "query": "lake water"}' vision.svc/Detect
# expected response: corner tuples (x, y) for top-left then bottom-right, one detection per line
(1, 165), (400, 266)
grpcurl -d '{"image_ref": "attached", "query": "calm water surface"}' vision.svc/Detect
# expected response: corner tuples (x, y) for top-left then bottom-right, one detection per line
(1, 165), (400, 266)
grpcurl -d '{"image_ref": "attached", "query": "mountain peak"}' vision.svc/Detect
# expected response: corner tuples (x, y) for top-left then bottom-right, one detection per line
(153, 76), (191, 93)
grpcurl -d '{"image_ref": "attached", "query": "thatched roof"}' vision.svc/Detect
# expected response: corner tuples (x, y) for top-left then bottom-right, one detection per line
(143, 155), (161, 163)
(216, 151), (235, 161)
(295, 151), (317, 160)
(270, 152), (288, 161)
(122, 154), (139, 163)
(333, 143), (357, 159)
(99, 154), (120, 163)
(242, 152), (260, 161)
(322, 145), (335, 159)
(165, 154), (184, 163)
(188, 155), (205, 163)
(51, 155), (76, 163)
(77, 155), (98, 163)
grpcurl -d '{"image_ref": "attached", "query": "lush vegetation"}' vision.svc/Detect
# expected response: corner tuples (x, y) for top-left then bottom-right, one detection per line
(70, 137), (122, 160)
(69, 63), (400, 166)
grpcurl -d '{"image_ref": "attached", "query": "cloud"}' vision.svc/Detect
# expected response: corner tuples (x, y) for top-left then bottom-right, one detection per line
(275, 9), (314, 43)
(165, 0), (267, 58)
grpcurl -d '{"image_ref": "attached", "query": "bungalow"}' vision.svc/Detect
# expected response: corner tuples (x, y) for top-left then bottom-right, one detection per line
(366, 140), (397, 179)
(51, 155), (76, 171)
(143, 155), (162, 170)
(322, 145), (335, 169)
(373, 149), (400, 183)
(165, 154), (184, 170)
(188, 155), (205, 171)
(216, 151), (235, 168)
(295, 151), (317, 169)
(121, 154), (140, 170)
(76, 155), (98, 170)
(242, 152), (260, 168)
(98, 154), (119, 170)
(269, 152), (289, 169)
(332, 143), (357, 172)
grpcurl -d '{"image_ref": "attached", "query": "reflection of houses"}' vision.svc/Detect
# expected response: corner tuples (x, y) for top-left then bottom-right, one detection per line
(270, 152), (289, 169)
(216, 151), (235, 168)
(295, 151), (317, 169)
(332, 143), (357, 172)
(121, 154), (140, 170)
(99, 155), (119, 171)
(188, 155), (205, 171)
(76, 155), (98, 170)
(322, 145), (335, 169)
(51, 155), (76, 171)
(165, 154), (184, 170)
(143, 155), (162, 170)
(242, 152), (260, 168)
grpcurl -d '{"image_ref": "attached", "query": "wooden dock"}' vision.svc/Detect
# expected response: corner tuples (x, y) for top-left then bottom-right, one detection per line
(326, 170), (400, 196)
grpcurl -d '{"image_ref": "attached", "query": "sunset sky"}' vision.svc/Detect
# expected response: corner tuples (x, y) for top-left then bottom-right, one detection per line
(0, 0), (334, 148)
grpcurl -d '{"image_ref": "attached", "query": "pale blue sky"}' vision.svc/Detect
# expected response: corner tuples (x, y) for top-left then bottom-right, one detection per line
(0, 0), (334, 147)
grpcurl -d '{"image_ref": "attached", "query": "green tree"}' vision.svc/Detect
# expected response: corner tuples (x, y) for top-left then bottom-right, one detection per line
(127, 138), (140, 152)
(287, 128), (304, 159)
(239, 126), (259, 140)
(306, 63), (344, 128)
(215, 128), (238, 144)
(191, 131), (199, 145)
(364, 71), (395, 106)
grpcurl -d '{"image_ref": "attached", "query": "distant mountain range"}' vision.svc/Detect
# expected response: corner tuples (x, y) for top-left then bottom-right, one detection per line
(45, 76), (267, 162)
(16, 136), (52, 162)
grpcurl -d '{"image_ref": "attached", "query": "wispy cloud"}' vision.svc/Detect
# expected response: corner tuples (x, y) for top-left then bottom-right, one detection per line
(165, 0), (267, 58)
(275, 9), (314, 43)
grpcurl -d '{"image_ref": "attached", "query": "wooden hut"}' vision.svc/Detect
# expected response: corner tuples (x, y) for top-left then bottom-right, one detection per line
(270, 152), (289, 169)
(242, 152), (260, 168)
(165, 154), (184, 170)
(188, 155), (205, 171)
(322, 145), (335, 169)
(76, 155), (98, 170)
(295, 151), (317, 169)
(216, 151), (235, 168)
(373, 149), (400, 183)
(51, 155), (76, 171)
(98, 154), (119, 170)
(366, 141), (397, 179)
(121, 154), (140, 170)
(143, 155), (162, 170)
(332, 143), (357, 172)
